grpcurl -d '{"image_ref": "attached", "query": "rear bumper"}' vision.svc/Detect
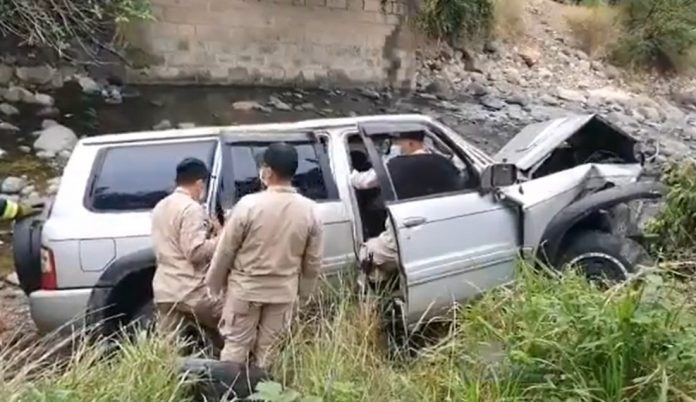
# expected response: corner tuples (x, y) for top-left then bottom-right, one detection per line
(29, 288), (92, 334)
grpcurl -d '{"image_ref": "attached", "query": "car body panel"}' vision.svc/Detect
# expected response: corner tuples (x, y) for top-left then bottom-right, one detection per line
(30, 114), (652, 334)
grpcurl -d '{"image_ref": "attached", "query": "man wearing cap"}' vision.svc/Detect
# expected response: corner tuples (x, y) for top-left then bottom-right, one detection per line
(206, 142), (323, 369)
(151, 157), (222, 345)
(350, 129), (461, 276)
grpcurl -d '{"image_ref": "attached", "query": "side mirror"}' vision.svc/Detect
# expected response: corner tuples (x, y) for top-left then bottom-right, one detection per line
(480, 163), (518, 192)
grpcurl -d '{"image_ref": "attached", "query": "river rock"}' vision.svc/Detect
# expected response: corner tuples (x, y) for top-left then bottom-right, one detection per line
(41, 119), (59, 129)
(0, 148), (6, 159)
(269, 96), (292, 111)
(75, 74), (101, 94)
(178, 122), (196, 129)
(0, 65), (12, 85)
(0, 121), (19, 132)
(153, 119), (173, 130)
(467, 82), (489, 97)
(20, 185), (35, 196)
(34, 124), (78, 154)
(480, 95), (506, 110)
(16, 65), (56, 86)
(33, 93), (54, 106)
(0, 103), (19, 116)
(36, 106), (60, 118)
(232, 100), (268, 112)
(519, 46), (541, 67)
(556, 88), (586, 103)
(2, 177), (26, 194)
(360, 88), (382, 100)
(18, 145), (31, 153)
(36, 151), (56, 160)
(3, 86), (34, 103)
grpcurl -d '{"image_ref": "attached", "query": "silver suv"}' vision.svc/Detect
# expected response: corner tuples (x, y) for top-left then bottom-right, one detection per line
(13, 114), (662, 335)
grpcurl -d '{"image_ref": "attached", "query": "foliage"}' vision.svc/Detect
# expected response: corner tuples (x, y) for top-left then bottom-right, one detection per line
(0, 0), (152, 59)
(611, 0), (696, 71)
(646, 160), (696, 258)
(417, 0), (494, 44)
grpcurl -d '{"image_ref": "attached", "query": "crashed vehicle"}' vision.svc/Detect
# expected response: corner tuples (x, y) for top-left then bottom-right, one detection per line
(12, 113), (662, 335)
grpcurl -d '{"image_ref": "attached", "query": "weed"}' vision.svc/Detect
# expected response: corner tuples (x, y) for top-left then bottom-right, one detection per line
(565, 3), (621, 57)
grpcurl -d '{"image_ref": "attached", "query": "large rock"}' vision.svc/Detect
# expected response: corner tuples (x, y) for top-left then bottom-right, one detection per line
(2, 177), (27, 194)
(0, 103), (19, 116)
(556, 88), (586, 103)
(75, 74), (101, 94)
(3, 86), (34, 103)
(518, 46), (541, 67)
(232, 100), (270, 112)
(0, 121), (19, 132)
(33, 124), (78, 154)
(268, 96), (292, 111)
(0, 64), (13, 85)
(15, 65), (56, 86)
(33, 93), (54, 106)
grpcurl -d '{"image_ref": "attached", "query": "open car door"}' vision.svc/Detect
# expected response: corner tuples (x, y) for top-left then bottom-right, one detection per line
(358, 121), (520, 326)
(212, 130), (354, 279)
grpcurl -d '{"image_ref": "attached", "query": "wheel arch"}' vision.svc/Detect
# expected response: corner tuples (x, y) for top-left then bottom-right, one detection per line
(86, 247), (156, 334)
(535, 181), (665, 266)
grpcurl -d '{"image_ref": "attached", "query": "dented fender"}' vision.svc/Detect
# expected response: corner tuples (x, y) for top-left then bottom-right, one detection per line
(536, 181), (665, 265)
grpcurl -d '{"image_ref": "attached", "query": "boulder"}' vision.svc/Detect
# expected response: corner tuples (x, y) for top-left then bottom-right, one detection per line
(268, 96), (292, 111)
(0, 64), (13, 85)
(518, 46), (541, 67)
(0, 103), (19, 116)
(3, 86), (34, 103)
(33, 93), (54, 106)
(34, 123), (78, 154)
(232, 100), (268, 112)
(178, 122), (196, 129)
(153, 119), (173, 130)
(0, 121), (19, 132)
(2, 177), (27, 194)
(75, 74), (101, 94)
(15, 65), (56, 86)
(480, 95), (506, 110)
(556, 88), (586, 103)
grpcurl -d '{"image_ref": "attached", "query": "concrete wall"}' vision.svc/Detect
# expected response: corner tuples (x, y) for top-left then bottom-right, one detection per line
(124, 0), (416, 89)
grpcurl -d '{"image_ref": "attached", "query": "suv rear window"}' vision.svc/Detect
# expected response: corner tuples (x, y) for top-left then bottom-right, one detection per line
(87, 140), (216, 212)
(226, 141), (335, 201)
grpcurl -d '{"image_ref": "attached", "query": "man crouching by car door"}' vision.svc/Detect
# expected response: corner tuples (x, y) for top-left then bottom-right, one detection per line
(205, 142), (324, 370)
(151, 158), (223, 350)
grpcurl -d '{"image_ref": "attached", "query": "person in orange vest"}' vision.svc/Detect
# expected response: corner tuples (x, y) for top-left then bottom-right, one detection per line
(0, 198), (38, 221)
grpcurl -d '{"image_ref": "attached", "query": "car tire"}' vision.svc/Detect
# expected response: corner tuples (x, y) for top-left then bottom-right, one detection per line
(12, 216), (44, 295)
(558, 230), (653, 282)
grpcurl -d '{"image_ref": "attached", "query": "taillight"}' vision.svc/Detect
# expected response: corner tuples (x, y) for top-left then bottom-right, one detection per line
(40, 247), (57, 290)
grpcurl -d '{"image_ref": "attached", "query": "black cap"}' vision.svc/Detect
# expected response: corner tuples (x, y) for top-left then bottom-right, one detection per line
(263, 142), (298, 180)
(175, 157), (209, 185)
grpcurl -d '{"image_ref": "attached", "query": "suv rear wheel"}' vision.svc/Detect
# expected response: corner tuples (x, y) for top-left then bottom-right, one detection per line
(558, 230), (653, 283)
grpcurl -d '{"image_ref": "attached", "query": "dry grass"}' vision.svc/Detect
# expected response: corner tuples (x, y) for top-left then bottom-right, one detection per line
(565, 3), (620, 58)
(493, 0), (527, 40)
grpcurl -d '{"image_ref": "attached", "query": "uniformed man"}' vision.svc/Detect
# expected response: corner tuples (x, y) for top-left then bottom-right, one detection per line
(151, 157), (222, 346)
(350, 130), (461, 275)
(0, 198), (38, 221)
(206, 142), (323, 369)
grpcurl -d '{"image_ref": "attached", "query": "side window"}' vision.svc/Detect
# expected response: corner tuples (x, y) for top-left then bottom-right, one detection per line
(87, 140), (216, 212)
(225, 141), (336, 201)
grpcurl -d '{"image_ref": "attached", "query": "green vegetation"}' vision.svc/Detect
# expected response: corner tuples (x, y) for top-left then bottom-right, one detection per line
(0, 0), (152, 58)
(417, 0), (494, 44)
(565, 0), (696, 72)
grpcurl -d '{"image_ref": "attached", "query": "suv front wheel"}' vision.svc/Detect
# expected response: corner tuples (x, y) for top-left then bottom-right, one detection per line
(558, 230), (653, 283)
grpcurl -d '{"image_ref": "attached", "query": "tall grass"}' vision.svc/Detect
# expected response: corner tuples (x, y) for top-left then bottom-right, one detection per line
(3, 264), (696, 401)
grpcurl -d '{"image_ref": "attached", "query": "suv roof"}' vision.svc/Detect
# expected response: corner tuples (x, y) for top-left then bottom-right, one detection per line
(80, 114), (436, 146)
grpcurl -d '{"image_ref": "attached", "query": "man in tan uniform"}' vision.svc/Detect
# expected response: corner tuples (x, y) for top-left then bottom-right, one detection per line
(151, 157), (222, 346)
(206, 142), (323, 368)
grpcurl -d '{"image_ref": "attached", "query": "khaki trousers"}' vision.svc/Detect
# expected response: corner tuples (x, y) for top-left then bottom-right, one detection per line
(156, 297), (223, 349)
(219, 296), (295, 368)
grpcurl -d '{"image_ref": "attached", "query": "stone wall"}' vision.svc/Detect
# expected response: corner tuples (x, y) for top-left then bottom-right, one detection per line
(124, 0), (416, 89)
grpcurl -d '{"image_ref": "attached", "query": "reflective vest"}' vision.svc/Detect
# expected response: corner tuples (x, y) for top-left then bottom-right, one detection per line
(0, 198), (20, 220)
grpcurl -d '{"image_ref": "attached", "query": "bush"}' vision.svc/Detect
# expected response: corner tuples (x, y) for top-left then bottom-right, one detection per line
(646, 160), (696, 259)
(492, 0), (527, 41)
(566, 3), (621, 57)
(0, 0), (152, 58)
(611, 0), (696, 72)
(418, 0), (495, 44)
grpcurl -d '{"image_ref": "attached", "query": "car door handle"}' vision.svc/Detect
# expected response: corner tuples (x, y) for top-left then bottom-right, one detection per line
(403, 216), (427, 228)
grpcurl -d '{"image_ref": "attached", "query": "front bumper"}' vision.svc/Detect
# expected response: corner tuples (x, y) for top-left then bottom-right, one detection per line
(29, 288), (92, 334)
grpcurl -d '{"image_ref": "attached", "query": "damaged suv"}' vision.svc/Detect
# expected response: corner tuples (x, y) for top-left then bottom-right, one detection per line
(13, 113), (662, 335)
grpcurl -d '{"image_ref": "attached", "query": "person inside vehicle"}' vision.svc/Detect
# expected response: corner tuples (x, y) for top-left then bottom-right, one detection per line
(151, 157), (223, 350)
(206, 142), (323, 370)
(349, 129), (461, 280)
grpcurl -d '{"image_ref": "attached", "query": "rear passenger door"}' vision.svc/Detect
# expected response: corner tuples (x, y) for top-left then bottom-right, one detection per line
(215, 131), (355, 279)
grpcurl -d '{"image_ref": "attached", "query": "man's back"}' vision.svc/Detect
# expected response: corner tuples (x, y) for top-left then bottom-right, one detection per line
(210, 187), (321, 304)
(151, 189), (215, 304)
(387, 153), (462, 200)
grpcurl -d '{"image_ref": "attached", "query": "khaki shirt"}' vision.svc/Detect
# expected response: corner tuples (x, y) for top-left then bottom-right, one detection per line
(206, 186), (323, 304)
(151, 188), (218, 306)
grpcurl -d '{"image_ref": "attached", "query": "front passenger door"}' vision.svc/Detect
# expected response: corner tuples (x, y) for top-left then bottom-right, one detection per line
(358, 122), (520, 325)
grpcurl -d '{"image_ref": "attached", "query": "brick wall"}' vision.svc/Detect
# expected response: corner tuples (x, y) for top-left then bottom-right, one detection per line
(124, 0), (416, 89)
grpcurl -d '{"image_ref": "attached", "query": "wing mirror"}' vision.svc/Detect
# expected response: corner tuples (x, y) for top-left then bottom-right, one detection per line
(480, 163), (518, 192)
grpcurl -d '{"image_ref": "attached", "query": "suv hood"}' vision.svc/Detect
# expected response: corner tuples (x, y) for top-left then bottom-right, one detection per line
(494, 114), (640, 175)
